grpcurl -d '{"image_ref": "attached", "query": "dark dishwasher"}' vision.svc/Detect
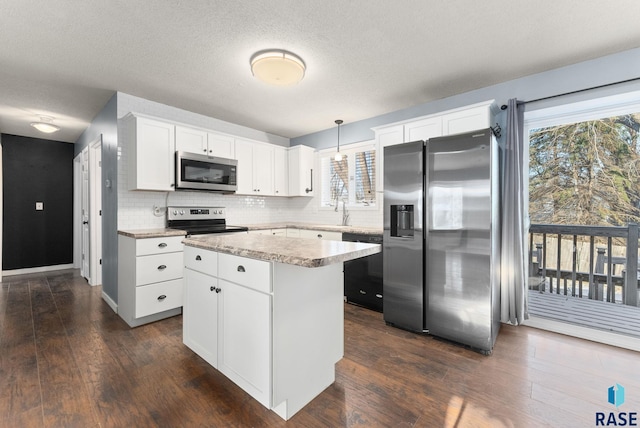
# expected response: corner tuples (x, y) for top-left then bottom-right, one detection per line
(343, 232), (383, 312)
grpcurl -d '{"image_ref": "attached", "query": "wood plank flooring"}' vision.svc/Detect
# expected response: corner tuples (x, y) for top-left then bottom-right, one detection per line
(2, 269), (640, 427)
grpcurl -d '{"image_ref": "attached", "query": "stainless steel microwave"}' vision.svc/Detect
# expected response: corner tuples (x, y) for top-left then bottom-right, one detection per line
(175, 151), (238, 192)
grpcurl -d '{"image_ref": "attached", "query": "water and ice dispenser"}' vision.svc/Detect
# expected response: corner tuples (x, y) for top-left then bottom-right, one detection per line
(390, 205), (414, 237)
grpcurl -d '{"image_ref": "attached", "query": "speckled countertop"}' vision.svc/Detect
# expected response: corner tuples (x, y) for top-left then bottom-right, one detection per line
(118, 228), (187, 238)
(183, 234), (381, 268)
(238, 222), (383, 235)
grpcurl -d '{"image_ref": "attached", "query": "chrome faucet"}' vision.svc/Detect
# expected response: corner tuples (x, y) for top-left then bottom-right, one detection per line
(341, 200), (350, 226)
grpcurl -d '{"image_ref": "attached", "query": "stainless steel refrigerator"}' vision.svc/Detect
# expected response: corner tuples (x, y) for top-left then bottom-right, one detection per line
(383, 128), (501, 354)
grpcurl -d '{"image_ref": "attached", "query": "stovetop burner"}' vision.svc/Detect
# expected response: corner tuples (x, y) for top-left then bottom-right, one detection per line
(166, 206), (248, 235)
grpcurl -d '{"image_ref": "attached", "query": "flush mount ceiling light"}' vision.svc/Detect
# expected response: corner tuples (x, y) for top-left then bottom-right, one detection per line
(30, 116), (60, 133)
(250, 50), (306, 86)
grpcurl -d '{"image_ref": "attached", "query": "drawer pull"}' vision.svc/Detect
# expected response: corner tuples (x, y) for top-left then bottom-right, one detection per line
(317, 234), (323, 238)
(157, 295), (167, 301)
(195, 255), (202, 261)
(158, 242), (167, 248)
(376, 294), (383, 299)
(157, 265), (167, 271)
(237, 265), (246, 273)
(359, 290), (367, 295)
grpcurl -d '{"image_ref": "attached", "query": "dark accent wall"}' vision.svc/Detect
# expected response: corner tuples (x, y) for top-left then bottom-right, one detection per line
(2, 134), (74, 270)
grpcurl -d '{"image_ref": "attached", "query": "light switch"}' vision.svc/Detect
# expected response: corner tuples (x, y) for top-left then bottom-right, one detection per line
(36, 202), (44, 211)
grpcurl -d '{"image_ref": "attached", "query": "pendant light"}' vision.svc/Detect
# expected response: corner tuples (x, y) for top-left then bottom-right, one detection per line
(334, 119), (343, 161)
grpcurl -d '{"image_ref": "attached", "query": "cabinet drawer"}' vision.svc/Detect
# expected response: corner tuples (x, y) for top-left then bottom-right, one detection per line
(298, 229), (342, 241)
(285, 228), (300, 238)
(135, 279), (183, 318)
(136, 252), (184, 286)
(136, 236), (184, 256)
(184, 245), (218, 277)
(218, 253), (271, 293)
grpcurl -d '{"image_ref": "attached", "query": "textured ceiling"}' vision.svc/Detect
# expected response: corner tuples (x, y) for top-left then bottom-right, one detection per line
(1, 0), (640, 143)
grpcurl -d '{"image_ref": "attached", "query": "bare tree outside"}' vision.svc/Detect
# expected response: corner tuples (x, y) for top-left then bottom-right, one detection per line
(529, 114), (640, 226)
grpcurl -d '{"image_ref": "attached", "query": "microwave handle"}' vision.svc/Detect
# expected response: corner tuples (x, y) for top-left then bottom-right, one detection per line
(305, 169), (313, 194)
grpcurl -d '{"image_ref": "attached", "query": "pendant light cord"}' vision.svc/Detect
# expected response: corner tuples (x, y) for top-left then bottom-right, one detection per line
(335, 119), (343, 153)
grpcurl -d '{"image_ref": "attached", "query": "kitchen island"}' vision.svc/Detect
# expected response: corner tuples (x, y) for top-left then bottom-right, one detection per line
(181, 234), (380, 420)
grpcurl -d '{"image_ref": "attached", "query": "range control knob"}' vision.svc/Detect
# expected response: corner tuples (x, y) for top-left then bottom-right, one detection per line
(172, 210), (178, 215)
(219, 209), (223, 215)
(179, 210), (185, 215)
(213, 210), (218, 214)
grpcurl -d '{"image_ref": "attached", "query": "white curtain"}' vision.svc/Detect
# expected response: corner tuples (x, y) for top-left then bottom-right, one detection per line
(500, 98), (529, 324)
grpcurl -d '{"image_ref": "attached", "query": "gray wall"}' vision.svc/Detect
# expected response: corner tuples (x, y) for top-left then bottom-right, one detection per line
(74, 93), (118, 303)
(291, 47), (640, 149)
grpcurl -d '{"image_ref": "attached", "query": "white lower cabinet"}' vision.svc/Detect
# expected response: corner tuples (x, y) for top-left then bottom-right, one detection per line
(217, 278), (271, 407)
(184, 252), (272, 408)
(298, 229), (342, 241)
(183, 269), (219, 368)
(118, 235), (184, 327)
(183, 248), (344, 420)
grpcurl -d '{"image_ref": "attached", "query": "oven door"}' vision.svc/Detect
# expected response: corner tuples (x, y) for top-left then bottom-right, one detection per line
(176, 151), (237, 192)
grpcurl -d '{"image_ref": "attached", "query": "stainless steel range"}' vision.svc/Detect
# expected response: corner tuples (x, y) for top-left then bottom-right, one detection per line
(167, 206), (248, 236)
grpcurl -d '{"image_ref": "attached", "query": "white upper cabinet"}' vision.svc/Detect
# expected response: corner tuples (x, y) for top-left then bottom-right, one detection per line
(405, 116), (442, 142)
(125, 114), (176, 191)
(273, 146), (289, 197)
(125, 111), (313, 198)
(374, 100), (496, 192)
(208, 132), (234, 158)
(288, 145), (315, 197)
(441, 104), (494, 136)
(175, 125), (235, 159)
(175, 125), (208, 155)
(375, 124), (404, 149)
(235, 139), (274, 196)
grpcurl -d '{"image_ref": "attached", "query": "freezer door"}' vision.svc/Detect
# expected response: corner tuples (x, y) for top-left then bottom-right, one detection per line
(383, 141), (425, 332)
(426, 130), (496, 351)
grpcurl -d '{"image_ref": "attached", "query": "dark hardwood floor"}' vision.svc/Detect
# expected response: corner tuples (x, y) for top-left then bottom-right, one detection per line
(1, 269), (639, 427)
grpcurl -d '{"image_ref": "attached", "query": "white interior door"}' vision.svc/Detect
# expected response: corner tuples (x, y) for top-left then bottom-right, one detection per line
(89, 137), (103, 286)
(73, 154), (82, 269)
(81, 147), (90, 281)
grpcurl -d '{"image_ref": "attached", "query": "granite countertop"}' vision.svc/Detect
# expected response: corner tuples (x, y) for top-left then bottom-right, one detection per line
(183, 234), (381, 268)
(118, 228), (187, 239)
(238, 222), (383, 235)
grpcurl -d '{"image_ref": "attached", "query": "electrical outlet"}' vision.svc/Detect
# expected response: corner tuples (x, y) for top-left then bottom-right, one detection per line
(36, 202), (44, 211)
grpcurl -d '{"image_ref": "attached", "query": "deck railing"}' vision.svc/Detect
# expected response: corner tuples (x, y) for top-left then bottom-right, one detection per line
(529, 223), (639, 306)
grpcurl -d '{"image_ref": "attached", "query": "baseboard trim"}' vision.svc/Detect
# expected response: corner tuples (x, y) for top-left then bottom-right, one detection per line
(102, 291), (117, 313)
(3, 264), (75, 277)
(524, 316), (640, 352)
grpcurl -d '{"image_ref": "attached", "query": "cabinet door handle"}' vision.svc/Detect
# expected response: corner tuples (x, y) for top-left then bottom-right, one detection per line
(359, 290), (367, 295)
(210, 286), (215, 292)
(158, 242), (167, 248)
(195, 255), (202, 261)
(215, 287), (221, 293)
(157, 265), (167, 271)
(157, 295), (167, 301)
(305, 169), (313, 193)
(237, 265), (245, 273)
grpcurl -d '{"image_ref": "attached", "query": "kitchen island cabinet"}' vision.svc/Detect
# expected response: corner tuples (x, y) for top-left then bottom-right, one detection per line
(182, 234), (380, 420)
